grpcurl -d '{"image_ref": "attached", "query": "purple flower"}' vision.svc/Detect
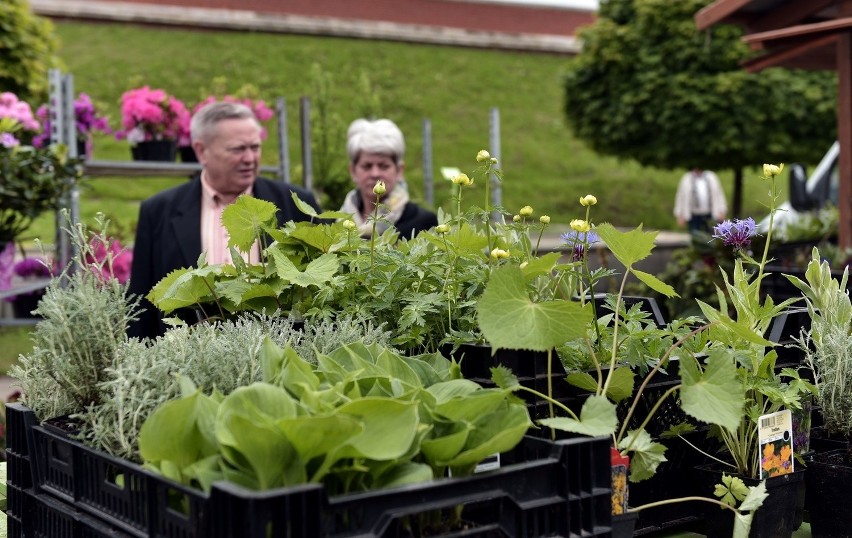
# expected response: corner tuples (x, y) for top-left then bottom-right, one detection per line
(0, 132), (19, 148)
(13, 257), (51, 278)
(712, 218), (757, 251)
(562, 230), (601, 261)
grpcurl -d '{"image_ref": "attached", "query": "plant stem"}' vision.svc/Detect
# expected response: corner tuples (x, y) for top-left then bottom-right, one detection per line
(519, 385), (580, 421)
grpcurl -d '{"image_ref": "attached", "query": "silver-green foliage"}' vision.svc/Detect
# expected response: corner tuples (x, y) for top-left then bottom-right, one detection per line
(77, 313), (393, 461)
(10, 219), (138, 420)
(789, 248), (852, 436)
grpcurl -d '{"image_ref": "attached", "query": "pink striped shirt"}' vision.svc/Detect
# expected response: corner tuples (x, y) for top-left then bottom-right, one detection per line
(200, 173), (260, 265)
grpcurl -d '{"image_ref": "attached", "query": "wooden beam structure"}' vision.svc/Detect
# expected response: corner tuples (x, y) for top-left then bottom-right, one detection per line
(696, 0), (852, 252)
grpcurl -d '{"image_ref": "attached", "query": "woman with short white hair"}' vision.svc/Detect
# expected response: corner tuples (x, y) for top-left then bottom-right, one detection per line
(340, 118), (437, 239)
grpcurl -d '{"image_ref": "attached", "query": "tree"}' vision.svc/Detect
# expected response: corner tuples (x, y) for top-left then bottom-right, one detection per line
(0, 0), (60, 103)
(564, 0), (837, 216)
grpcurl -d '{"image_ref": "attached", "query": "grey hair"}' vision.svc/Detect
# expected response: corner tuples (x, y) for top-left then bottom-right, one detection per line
(346, 118), (405, 164)
(190, 101), (259, 144)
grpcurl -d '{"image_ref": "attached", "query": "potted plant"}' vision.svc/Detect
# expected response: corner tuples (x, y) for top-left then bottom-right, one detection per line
(5, 255), (51, 318)
(786, 247), (851, 538)
(115, 86), (189, 162)
(33, 92), (111, 159)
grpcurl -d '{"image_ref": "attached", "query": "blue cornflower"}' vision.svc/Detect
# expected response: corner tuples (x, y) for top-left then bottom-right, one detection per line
(562, 230), (600, 261)
(712, 218), (757, 251)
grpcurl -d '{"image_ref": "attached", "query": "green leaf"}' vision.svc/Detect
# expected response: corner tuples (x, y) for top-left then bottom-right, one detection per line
(139, 390), (221, 471)
(679, 350), (744, 433)
(595, 223), (656, 268)
(490, 365), (520, 390)
(632, 269), (678, 298)
(477, 265), (590, 351)
(566, 367), (634, 402)
(291, 192), (318, 217)
(617, 429), (666, 482)
(147, 267), (213, 313)
(222, 196), (278, 252)
(444, 403), (531, 470)
(538, 394), (617, 436)
(335, 398), (420, 461)
(268, 250), (338, 288)
(738, 479), (768, 512)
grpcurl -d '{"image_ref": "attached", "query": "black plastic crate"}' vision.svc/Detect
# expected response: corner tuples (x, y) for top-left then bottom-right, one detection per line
(7, 403), (615, 538)
(20, 486), (135, 538)
(445, 345), (567, 381)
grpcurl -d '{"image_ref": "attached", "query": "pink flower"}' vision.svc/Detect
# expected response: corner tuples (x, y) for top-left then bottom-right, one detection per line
(0, 92), (40, 139)
(33, 93), (112, 152)
(85, 237), (133, 284)
(115, 87), (188, 144)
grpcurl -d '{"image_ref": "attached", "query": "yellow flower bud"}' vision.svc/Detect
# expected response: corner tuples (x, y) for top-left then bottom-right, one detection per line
(570, 219), (591, 233)
(451, 173), (472, 186)
(762, 163), (784, 179)
(490, 157), (498, 164)
(539, 215), (551, 224)
(580, 195), (598, 207)
(512, 215), (521, 223)
(519, 205), (533, 217)
(435, 223), (450, 234)
(373, 181), (386, 195)
(519, 261), (529, 270)
(342, 219), (356, 230)
(476, 150), (491, 162)
(490, 248), (509, 259)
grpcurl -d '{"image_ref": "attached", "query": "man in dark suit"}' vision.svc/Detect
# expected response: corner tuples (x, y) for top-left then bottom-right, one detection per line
(127, 101), (320, 339)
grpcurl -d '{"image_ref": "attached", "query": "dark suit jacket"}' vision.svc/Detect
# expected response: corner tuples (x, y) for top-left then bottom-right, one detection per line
(127, 176), (320, 339)
(395, 202), (438, 240)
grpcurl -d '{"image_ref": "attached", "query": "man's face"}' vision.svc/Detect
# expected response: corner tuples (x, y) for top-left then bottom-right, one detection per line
(194, 117), (261, 195)
(350, 152), (403, 203)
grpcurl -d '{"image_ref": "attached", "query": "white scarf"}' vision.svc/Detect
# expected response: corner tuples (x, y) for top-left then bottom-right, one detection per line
(340, 181), (410, 237)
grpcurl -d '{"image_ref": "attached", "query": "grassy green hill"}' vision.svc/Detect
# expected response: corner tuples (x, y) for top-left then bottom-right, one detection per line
(19, 20), (787, 244)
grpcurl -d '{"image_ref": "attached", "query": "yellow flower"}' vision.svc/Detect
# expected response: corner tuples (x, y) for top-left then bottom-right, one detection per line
(342, 220), (356, 231)
(519, 205), (534, 217)
(580, 194), (597, 207)
(519, 261), (528, 269)
(451, 173), (472, 186)
(570, 219), (591, 232)
(435, 223), (450, 234)
(490, 248), (509, 259)
(476, 150), (491, 162)
(512, 215), (521, 223)
(373, 181), (386, 195)
(762, 163), (784, 179)
(490, 157), (498, 164)
(539, 215), (551, 224)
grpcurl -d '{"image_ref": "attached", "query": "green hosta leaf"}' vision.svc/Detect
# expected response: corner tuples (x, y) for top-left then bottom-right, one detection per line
(566, 367), (634, 402)
(538, 394), (617, 436)
(617, 429), (666, 482)
(477, 265), (590, 351)
(277, 414), (363, 468)
(632, 269), (678, 298)
(595, 223), (656, 268)
(222, 196), (278, 252)
(427, 379), (482, 404)
(680, 350), (744, 433)
(268, 250), (338, 288)
(434, 389), (508, 422)
(376, 462), (434, 488)
(421, 421), (472, 463)
(334, 398), (419, 461)
(139, 390), (221, 471)
(444, 403), (531, 470)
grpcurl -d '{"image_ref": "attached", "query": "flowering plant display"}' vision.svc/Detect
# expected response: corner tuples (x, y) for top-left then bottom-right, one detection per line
(33, 93), (111, 156)
(115, 86), (189, 145)
(179, 81), (274, 146)
(0, 92), (40, 147)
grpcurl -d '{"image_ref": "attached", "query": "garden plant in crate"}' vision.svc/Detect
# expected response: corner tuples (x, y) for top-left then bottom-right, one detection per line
(7, 219), (611, 537)
(787, 248), (852, 537)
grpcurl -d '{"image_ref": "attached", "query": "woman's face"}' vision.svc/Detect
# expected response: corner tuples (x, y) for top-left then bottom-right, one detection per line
(350, 152), (403, 203)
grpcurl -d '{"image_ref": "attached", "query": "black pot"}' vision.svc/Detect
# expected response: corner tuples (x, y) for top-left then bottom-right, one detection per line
(179, 145), (198, 163)
(611, 511), (638, 538)
(806, 448), (852, 537)
(131, 140), (177, 162)
(12, 293), (43, 319)
(697, 465), (804, 538)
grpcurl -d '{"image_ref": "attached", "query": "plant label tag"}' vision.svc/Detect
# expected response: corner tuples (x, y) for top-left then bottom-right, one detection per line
(474, 452), (501, 473)
(758, 409), (794, 479)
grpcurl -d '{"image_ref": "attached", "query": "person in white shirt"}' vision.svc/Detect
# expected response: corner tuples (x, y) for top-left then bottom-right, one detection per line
(673, 168), (727, 233)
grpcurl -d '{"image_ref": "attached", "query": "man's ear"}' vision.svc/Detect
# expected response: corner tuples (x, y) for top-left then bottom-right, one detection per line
(192, 140), (205, 164)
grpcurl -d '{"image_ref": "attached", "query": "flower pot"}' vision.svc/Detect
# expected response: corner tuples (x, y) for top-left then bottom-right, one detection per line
(611, 447), (630, 515)
(179, 145), (198, 163)
(611, 511), (638, 538)
(805, 448), (852, 537)
(696, 465), (804, 538)
(131, 140), (177, 162)
(11, 293), (42, 318)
